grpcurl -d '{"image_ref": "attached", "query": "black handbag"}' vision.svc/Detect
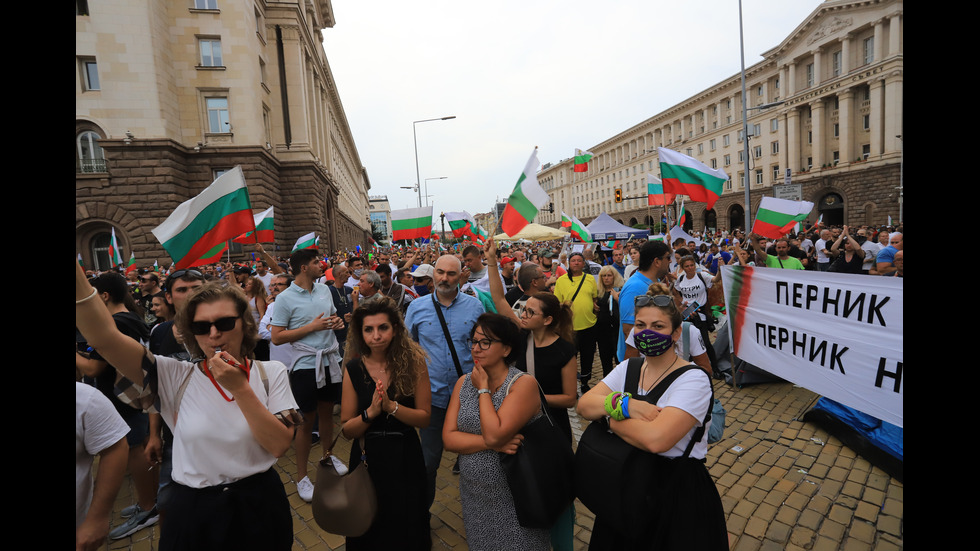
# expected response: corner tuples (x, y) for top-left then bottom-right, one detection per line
(574, 359), (712, 539)
(499, 373), (575, 528)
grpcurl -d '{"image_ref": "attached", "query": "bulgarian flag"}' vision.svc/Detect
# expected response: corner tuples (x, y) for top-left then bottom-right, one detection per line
(569, 215), (592, 242)
(152, 166), (255, 269)
(109, 227), (124, 268)
(751, 197), (814, 239)
(125, 252), (137, 274)
(501, 148), (547, 237)
(573, 148), (594, 173)
(606, 239), (622, 248)
(560, 211), (572, 228)
(444, 211), (475, 239)
(292, 232), (318, 253)
(647, 174), (676, 206)
(677, 199), (687, 227)
(78, 254), (84, 269)
(153, 260), (159, 272)
(658, 147), (728, 211)
(233, 206), (275, 243)
(391, 206), (433, 241)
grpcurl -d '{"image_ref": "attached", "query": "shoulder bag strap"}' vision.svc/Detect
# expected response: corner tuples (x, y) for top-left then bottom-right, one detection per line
(525, 333), (535, 378)
(505, 371), (554, 426)
(646, 365), (714, 458)
(568, 272), (587, 303)
(172, 363), (196, 427)
(432, 293), (464, 378)
(624, 357), (644, 394)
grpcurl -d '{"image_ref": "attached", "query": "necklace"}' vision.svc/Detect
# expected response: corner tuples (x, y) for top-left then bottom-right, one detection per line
(639, 356), (680, 393)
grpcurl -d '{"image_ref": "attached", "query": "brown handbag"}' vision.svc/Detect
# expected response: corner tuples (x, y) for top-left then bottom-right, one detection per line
(311, 431), (378, 537)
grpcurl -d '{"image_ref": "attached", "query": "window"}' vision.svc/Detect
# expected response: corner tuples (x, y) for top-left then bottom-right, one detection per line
(697, 144), (703, 155)
(724, 154), (731, 166)
(711, 158), (717, 169)
(206, 97), (230, 133)
(199, 39), (223, 67)
(772, 165), (780, 181)
(771, 118), (778, 132)
(195, 0), (218, 9)
(807, 131), (812, 144)
(863, 114), (870, 130)
(755, 169), (763, 186)
(753, 123), (761, 137)
(723, 135), (730, 147)
(753, 145), (762, 158)
(807, 157), (813, 169)
(77, 131), (106, 173)
(757, 84), (764, 97)
(833, 51), (842, 76)
(771, 141), (779, 155)
(863, 37), (874, 65)
(686, 148), (693, 156)
(833, 151), (840, 164)
(737, 130), (744, 143)
(710, 139), (716, 151)
(833, 123), (839, 138)
(862, 144), (871, 160)
(806, 63), (814, 87)
(79, 58), (99, 91)
(737, 151), (744, 163)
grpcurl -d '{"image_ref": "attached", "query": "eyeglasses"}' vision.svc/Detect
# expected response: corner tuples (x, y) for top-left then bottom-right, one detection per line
(520, 307), (540, 318)
(634, 294), (675, 308)
(466, 337), (502, 350)
(189, 316), (239, 335)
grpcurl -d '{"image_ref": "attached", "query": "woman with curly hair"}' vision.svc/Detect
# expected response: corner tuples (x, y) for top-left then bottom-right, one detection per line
(340, 296), (432, 551)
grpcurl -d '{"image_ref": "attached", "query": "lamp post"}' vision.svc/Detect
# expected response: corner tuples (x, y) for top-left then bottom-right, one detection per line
(424, 176), (447, 207)
(413, 116), (456, 208)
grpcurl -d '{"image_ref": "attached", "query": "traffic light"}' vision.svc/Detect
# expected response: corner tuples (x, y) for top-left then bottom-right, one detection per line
(615, 189), (623, 203)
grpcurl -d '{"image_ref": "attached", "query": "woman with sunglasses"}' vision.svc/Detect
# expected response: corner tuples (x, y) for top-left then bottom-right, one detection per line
(443, 313), (550, 550)
(75, 263), (300, 550)
(339, 297), (432, 551)
(577, 282), (728, 550)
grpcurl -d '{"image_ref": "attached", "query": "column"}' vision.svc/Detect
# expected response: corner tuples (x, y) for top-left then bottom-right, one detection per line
(837, 87), (854, 164)
(869, 78), (885, 156)
(813, 50), (822, 86)
(810, 101), (825, 168)
(787, 62), (796, 96)
(841, 34), (852, 74)
(786, 108), (800, 173)
(874, 19), (884, 62)
(883, 73), (903, 155)
(888, 13), (902, 56)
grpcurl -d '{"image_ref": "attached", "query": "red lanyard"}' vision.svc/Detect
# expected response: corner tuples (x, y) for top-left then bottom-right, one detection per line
(202, 357), (250, 402)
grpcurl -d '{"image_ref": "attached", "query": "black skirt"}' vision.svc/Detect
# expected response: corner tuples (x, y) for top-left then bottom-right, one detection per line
(588, 456), (729, 550)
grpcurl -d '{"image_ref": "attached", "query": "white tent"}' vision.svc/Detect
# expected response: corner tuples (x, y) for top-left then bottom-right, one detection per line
(493, 223), (569, 242)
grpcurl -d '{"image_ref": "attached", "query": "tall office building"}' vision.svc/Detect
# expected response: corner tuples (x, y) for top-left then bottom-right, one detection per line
(76, 0), (371, 269)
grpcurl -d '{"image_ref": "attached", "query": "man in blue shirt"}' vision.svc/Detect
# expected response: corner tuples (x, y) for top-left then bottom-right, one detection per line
(705, 243), (732, 275)
(618, 240), (673, 362)
(405, 253), (484, 511)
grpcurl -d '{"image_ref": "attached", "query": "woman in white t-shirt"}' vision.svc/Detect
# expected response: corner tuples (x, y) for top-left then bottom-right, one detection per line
(577, 282), (728, 549)
(76, 265), (300, 551)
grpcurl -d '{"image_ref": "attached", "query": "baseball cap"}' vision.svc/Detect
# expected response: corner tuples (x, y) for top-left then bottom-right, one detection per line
(410, 264), (434, 279)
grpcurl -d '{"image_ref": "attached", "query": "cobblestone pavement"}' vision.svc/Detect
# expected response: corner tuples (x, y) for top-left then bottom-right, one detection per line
(103, 358), (903, 550)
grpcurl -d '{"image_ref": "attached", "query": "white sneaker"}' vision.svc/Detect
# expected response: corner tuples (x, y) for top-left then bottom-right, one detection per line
(297, 476), (314, 502)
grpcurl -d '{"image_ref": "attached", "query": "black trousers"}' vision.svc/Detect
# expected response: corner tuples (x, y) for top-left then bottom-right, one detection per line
(575, 324), (599, 383)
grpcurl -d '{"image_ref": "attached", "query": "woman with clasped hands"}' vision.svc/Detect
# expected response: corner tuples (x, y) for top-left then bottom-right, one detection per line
(443, 313), (550, 550)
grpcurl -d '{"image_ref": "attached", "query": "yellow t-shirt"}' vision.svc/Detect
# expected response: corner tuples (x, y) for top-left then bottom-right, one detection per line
(553, 272), (598, 331)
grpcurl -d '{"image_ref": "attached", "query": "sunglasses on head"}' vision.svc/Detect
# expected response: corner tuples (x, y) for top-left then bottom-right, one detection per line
(189, 316), (238, 335)
(634, 294), (675, 308)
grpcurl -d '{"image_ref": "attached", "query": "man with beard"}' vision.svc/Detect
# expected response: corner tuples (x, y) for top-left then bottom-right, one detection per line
(405, 254), (483, 511)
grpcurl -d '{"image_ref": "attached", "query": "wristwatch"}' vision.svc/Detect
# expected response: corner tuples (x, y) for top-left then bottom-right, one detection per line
(361, 409), (371, 423)
(477, 388), (490, 395)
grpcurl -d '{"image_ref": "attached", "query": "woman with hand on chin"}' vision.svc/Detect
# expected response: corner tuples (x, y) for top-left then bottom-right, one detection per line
(443, 313), (549, 551)
(339, 297), (432, 551)
(74, 262), (299, 551)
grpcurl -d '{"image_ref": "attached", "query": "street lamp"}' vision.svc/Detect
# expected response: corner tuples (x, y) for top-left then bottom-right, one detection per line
(424, 176), (447, 207)
(413, 116), (456, 208)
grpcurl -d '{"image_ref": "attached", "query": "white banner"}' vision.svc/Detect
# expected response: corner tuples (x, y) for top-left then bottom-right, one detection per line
(721, 266), (903, 427)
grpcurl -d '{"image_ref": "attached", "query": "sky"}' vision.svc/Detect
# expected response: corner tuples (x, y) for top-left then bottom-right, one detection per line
(322, 0), (823, 223)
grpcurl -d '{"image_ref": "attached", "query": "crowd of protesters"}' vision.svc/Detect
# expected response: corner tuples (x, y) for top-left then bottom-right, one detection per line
(77, 220), (901, 550)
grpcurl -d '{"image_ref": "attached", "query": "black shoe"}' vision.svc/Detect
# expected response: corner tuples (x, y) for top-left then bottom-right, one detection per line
(452, 457), (460, 475)
(311, 431), (320, 445)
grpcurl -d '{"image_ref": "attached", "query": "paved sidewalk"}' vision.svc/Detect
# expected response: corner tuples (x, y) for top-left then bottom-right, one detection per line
(103, 360), (903, 550)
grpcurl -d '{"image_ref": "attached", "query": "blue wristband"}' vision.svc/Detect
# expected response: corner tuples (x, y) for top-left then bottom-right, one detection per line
(622, 394), (631, 419)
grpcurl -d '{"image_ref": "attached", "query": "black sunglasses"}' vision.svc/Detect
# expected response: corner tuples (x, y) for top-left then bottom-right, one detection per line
(189, 316), (238, 335)
(466, 337), (502, 350)
(634, 295), (675, 308)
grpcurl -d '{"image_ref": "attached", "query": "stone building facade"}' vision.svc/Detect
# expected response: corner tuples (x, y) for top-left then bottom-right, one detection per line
(76, 0), (370, 271)
(535, 0), (902, 233)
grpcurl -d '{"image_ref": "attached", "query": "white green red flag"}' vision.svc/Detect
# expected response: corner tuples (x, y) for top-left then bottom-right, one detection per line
(887, 215), (892, 226)
(292, 232), (318, 253)
(125, 252), (137, 274)
(109, 227), (124, 268)
(569, 215), (592, 242)
(573, 149), (594, 173)
(391, 206), (433, 241)
(606, 239), (622, 248)
(153, 260), (159, 272)
(444, 211), (475, 239)
(501, 148), (547, 237)
(560, 212), (572, 228)
(233, 206), (275, 244)
(152, 166), (255, 269)
(78, 253), (84, 269)
(658, 147), (728, 210)
(647, 174), (676, 206)
(751, 197), (814, 239)
(677, 200), (687, 227)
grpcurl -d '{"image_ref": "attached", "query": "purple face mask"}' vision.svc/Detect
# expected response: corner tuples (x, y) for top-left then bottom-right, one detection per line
(634, 329), (674, 357)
